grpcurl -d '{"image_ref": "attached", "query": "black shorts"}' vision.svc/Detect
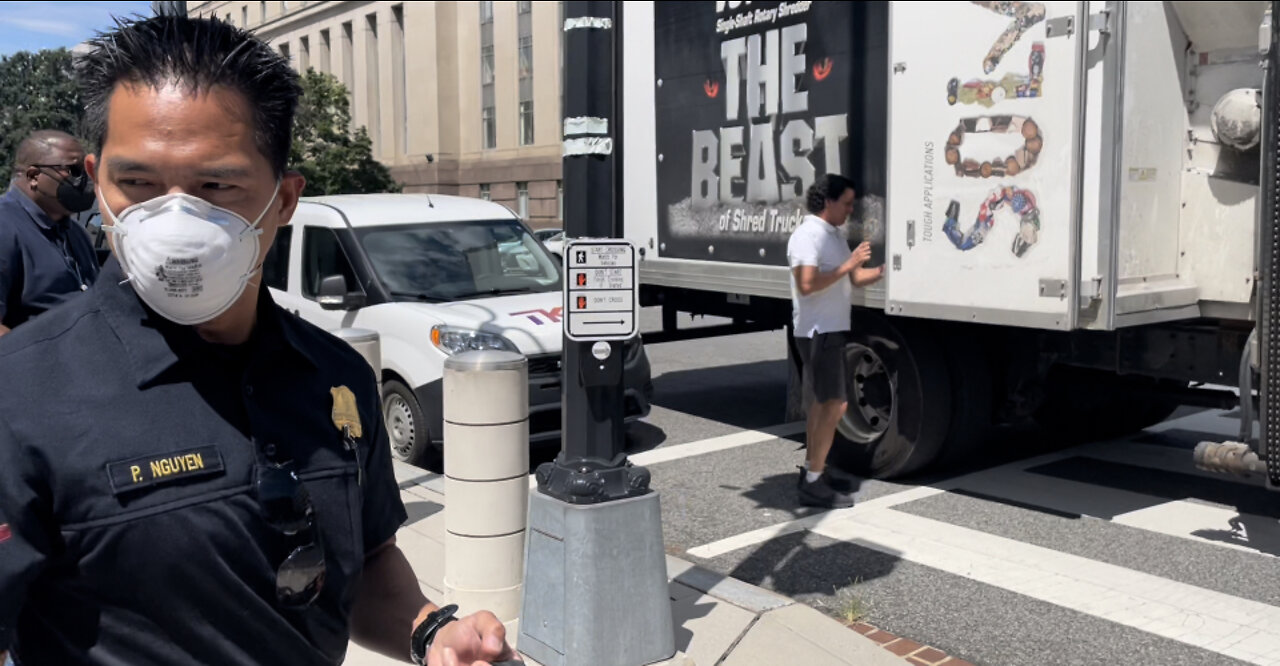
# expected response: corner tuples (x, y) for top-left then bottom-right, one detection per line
(795, 332), (850, 404)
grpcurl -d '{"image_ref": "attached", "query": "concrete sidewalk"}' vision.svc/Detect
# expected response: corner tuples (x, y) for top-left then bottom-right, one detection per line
(344, 461), (906, 666)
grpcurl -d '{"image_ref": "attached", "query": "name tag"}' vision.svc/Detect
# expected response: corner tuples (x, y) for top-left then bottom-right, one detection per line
(106, 446), (225, 495)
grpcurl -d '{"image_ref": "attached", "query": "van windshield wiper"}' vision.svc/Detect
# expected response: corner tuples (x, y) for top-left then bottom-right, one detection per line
(390, 291), (449, 303)
(456, 287), (541, 299)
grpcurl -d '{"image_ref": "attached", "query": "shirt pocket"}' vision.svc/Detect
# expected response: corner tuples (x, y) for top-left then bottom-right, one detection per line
(297, 465), (365, 580)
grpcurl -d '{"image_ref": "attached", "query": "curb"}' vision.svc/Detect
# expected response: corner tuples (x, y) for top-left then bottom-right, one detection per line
(848, 622), (975, 666)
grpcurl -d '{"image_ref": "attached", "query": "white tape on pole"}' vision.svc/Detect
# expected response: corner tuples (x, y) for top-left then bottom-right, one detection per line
(563, 136), (613, 157)
(564, 116), (609, 136)
(563, 16), (612, 30)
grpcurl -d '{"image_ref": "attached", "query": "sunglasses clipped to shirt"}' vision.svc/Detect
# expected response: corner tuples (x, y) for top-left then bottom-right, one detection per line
(255, 460), (327, 608)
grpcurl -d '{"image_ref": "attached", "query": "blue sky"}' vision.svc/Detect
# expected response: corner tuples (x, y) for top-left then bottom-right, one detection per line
(0, 2), (154, 57)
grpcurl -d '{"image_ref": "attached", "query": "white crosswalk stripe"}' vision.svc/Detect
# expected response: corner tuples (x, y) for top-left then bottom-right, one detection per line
(685, 410), (1280, 665)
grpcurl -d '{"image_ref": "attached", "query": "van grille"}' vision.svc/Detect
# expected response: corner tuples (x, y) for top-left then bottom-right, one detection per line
(528, 354), (562, 376)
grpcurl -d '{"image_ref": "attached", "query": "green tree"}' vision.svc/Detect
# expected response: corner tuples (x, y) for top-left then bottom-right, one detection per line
(0, 48), (86, 171)
(291, 69), (401, 196)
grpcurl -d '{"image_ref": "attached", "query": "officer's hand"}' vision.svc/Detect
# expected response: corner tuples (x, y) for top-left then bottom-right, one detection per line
(427, 610), (522, 666)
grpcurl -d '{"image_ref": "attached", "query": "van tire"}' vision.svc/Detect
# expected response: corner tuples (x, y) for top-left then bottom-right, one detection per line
(382, 379), (441, 471)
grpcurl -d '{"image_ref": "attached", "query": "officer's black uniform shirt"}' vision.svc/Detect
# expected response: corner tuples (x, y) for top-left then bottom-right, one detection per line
(0, 185), (100, 330)
(0, 256), (407, 664)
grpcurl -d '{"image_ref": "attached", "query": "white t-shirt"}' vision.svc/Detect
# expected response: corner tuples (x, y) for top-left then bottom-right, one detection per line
(787, 214), (853, 337)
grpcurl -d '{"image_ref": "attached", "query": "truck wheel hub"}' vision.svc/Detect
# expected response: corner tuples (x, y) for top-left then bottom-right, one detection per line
(838, 344), (894, 444)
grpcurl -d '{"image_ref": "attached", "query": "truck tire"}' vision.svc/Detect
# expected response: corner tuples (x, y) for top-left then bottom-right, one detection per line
(827, 317), (953, 479)
(382, 379), (442, 471)
(1033, 367), (1181, 441)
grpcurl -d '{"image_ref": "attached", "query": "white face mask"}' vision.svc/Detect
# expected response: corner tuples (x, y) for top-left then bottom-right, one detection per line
(101, 184), (280, 325)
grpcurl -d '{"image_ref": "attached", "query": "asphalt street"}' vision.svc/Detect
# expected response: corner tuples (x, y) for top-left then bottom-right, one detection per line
(602, 306), (1280, 666)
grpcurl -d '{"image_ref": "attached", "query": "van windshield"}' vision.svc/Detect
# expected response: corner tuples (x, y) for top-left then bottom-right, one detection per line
(355, 220), (562, 302)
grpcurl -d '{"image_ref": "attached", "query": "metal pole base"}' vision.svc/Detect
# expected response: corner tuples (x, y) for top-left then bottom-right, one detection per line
(518, 490), (676, 666)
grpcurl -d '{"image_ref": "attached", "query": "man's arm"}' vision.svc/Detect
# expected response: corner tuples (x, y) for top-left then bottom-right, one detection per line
(793, 262), (853, 296)
(349, 537), (433, 661)
(851, 265), (885, 287)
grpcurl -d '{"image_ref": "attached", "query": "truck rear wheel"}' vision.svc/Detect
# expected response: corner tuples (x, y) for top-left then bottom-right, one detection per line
(828, 318), (953, 479)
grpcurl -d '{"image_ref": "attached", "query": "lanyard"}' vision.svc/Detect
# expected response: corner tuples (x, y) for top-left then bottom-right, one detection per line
(51, 225), (88, 291)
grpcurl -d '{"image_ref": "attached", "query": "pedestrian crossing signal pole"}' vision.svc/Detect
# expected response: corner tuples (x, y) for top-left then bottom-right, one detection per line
(518, 2), (677, 665)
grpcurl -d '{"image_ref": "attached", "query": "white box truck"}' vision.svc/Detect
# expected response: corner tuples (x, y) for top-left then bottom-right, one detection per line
(611, 0), (1278, 488)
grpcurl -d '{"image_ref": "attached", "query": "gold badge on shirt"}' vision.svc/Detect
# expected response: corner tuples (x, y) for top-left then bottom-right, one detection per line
(330, 385), (363, 439)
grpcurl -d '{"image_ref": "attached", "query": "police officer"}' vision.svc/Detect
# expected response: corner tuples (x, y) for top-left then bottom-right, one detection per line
(0, 15), (518, 666)
(0, 130), (100, 336)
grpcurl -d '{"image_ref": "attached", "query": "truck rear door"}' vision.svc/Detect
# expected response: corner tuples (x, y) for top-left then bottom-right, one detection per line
(885, 1), (1088, 331)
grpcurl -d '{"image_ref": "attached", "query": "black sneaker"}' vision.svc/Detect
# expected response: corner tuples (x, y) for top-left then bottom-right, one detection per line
(797, 471), (856, 509)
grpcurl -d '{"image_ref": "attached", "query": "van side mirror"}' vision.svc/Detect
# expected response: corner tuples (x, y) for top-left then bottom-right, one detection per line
(318, 274), (367, 310)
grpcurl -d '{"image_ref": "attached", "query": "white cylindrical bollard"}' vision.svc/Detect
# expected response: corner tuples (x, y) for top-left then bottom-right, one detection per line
(331, 328), (382, 397)
(442, 350), (529, 623)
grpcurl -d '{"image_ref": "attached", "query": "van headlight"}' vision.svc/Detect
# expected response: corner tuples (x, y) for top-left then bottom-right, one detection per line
(430, 326), (519, 355)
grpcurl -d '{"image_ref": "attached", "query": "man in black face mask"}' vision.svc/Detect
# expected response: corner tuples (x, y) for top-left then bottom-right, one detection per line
(0, 129), (100, 336)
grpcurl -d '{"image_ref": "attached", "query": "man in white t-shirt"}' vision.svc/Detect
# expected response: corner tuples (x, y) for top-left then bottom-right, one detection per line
(787, 174), (884, 508)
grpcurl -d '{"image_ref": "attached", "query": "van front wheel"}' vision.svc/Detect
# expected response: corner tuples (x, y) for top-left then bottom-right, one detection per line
(382, 379), (441, 471)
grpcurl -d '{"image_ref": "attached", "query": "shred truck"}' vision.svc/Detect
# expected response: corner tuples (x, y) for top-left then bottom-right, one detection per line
(610, 0), (1279, 488)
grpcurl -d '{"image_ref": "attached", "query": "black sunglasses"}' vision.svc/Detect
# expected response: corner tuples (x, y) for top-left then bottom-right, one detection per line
(256, 461), (326, 608)
(31, 163), (85, 179)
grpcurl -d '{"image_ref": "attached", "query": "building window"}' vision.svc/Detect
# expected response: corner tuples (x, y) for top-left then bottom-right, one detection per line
(481, 45), (494, 86)
(319, 29), (331, 74)
(519, 36), (532, 80)
(517, 182), (529, 219)
(279, 42), (290, 62)
(519, 102), (534, 146)
(280, 1), (289, 12)
(300, 36), (310, 71)
(479, 184), (491, 201)
(482, 107), (496, 150)
(260, 1), (267, 22)
(392, 5), (407, 156)
(480, 4), (495, 150)
(365, 14), (381, 150)
(342, 22), (354, 90)
(241, 5), (248, 26)
(558, 180), (563, 222)
(518, 0), (532, 13)
(518, 7), (534, 146)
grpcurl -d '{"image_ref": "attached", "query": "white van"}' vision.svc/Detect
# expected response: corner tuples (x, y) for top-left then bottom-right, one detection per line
(263, 193), (654, 468)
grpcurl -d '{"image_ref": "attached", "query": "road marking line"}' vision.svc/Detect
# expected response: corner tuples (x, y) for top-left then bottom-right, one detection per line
(687, 435), (1277, 560)
(685, 485), (947, 559)
(1111, 501), (1279, 559)
(628, 421), (806, 467)
(685, 447), (1083, 560)
(952, 463), (1279, 558)
(810, 508), (1280, 665)
(521, 422), (807, 489)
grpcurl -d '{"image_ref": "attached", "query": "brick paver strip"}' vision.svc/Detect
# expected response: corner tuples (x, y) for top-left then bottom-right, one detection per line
(886, 638), (924, 657)
(850, 622), (877, 636)
(908, 646), (949, 665)
(866, 631), (898, 646)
